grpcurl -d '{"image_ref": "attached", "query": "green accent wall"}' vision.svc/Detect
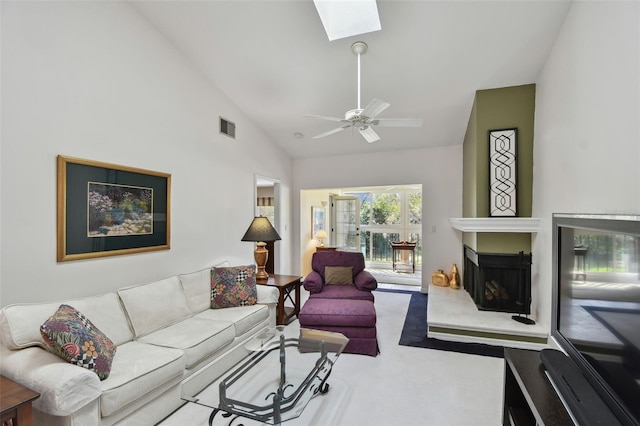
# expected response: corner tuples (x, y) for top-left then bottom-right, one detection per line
(463, 84), (536, 253)
(462, 97), (478, 250)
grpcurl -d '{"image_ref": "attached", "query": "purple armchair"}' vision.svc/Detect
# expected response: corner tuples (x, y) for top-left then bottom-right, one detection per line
(300, 251), (379, 356)
(303, 251), (377, 301)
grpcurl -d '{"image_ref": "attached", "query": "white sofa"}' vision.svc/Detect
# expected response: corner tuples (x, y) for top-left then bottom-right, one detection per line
(0, 264), (279, 425)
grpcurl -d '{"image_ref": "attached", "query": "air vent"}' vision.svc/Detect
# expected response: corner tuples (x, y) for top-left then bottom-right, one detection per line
(219, 117), (236, 139)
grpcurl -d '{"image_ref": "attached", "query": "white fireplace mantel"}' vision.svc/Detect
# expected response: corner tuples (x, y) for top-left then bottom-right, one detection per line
(449, 217), (540, 233)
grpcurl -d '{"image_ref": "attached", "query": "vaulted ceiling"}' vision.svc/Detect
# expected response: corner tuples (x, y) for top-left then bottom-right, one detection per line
(132, 1), (572, 159)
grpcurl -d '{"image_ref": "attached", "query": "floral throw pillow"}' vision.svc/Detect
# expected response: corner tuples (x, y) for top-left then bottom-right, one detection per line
(211, 265), (258, 309)
(40, 304), (116, 380)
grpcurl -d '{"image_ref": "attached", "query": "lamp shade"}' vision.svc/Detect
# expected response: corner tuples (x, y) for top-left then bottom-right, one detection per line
(241, 216), (281, 242)
(315, 229), (328, 240)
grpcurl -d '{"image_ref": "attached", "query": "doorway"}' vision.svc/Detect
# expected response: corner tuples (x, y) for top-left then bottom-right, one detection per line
(300, 184), (422, 285)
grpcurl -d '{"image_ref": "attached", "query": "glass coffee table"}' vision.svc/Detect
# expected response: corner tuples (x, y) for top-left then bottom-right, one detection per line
(182, 328), (348, 426)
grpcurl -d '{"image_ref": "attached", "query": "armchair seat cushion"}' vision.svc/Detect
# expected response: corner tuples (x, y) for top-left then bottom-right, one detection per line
(308, 285), (374, 302)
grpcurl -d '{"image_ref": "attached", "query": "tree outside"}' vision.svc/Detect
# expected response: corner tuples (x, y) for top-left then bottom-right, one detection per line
(353, 189), (422, 265)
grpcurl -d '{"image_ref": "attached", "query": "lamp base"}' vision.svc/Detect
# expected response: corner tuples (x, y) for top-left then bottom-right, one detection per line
(254, 242), (269, 280)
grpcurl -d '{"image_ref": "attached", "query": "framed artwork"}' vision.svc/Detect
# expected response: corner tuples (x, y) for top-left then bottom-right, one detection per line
(57, 155), (171, 261)
(311, 206), (325, 237)
(489, 128), (518, 217)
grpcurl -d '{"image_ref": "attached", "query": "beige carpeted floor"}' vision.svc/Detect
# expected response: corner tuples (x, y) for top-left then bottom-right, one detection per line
(158, 290), (504, 426)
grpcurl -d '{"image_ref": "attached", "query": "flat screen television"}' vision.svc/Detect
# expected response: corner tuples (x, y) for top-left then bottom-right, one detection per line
(549, 213), (640, 425)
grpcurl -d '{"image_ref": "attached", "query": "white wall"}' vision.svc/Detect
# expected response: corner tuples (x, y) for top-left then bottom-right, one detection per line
(293, 145), (463, 292)
(0, 2), (293, 305)
(299, 189), (332, 277)
(532, 1), (640, 330)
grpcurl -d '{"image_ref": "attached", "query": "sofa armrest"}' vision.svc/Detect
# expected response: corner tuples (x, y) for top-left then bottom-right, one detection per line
(0, 345), (101, 416)
(302, 271), (323, 293)
(256, 285), (279, 305)
(354, 270), (378, 291)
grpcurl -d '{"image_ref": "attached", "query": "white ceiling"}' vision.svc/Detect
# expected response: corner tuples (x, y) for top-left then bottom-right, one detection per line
(132, 0), (572, 159)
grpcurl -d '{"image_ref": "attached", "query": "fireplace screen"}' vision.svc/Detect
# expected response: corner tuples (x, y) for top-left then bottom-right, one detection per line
(463, 246), (532, 315)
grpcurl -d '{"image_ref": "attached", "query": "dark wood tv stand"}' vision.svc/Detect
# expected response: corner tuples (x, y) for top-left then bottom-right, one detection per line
(503, 348), (574, 425)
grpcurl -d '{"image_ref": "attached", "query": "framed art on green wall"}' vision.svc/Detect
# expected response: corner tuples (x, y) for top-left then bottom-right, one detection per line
(57, 155), (171, 261)
(488, 128), (518, 217)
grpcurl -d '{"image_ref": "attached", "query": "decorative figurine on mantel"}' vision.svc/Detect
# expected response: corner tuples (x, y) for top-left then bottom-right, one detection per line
(431, 269), (450, 287)
(449, 264), (461, 289)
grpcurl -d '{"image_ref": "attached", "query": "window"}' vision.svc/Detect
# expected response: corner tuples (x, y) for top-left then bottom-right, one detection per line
(346, 188), (422, 268)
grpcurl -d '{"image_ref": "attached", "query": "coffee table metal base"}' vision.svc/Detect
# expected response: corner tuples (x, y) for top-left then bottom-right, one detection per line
(184, 329), (348, 426)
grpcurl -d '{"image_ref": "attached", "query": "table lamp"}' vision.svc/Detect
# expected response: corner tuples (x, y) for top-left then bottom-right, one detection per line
(315, 229), (328, 247)
(241, 216), (281, 280)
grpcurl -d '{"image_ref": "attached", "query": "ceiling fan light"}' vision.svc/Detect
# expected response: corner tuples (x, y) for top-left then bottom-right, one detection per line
(313, 0), (381, 41)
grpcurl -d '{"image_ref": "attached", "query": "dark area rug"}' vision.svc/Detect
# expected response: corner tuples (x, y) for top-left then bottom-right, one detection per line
(399, 292), (504, 358)
(374, 287), (418, 295)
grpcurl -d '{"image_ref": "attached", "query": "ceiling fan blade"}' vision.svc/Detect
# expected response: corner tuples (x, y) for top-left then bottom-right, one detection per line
(312, 125), (350, 139)
(304, 114), (345, 122)
(360, 99), (390, 120)
(359, 126), (380, 143)
(374, 118), (424, 127)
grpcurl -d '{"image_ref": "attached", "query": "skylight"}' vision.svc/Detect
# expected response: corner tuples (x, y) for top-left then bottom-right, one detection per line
(313, 0), (381, 41)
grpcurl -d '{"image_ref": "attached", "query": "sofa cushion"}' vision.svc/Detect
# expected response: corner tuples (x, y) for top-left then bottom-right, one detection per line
(179, 268), (211, 313)
(118, 276), (192, 338)
(40, 304), (117, 380)
(100, 341), (184, 417)
(138, 317), (235, 368)
(195, 305), (269, 337)
(0, 293), (133, 349)
(179, 261), (231, 314)
(210, 265), (257, 309)
(325, 266), (354, 285)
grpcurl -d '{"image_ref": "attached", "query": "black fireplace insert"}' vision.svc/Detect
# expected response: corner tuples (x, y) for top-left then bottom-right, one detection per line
(463, 245), (532, 316)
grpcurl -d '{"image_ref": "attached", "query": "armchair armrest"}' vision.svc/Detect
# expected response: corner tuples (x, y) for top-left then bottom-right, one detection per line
(302, 271), (323, 293)
(354, 270), (378, 291)
(0, 345), (101, 416)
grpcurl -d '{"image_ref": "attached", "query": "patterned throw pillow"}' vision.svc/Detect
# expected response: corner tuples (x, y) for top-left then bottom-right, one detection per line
(40, 304), (116, 380)
(211, 265), (258, 309)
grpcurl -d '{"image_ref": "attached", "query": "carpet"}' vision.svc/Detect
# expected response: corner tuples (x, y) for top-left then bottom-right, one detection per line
(399, 292), (504, 358)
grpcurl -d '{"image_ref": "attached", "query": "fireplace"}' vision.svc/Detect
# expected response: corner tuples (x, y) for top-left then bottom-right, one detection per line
(463, 245), (532, 316)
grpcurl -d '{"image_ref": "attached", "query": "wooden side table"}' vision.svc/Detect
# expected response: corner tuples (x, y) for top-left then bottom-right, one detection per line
(0, 375), (40, 426)
(316, 246), (337, 252)
(256, 274), (302, 325)
(390, 241), (417, 273)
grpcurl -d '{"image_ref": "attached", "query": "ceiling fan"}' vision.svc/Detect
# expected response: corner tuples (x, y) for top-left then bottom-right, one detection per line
(305, 41), (423, 143)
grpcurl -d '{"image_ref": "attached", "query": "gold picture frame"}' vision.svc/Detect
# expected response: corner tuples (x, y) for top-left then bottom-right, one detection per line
(57, 155), (171, 262)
